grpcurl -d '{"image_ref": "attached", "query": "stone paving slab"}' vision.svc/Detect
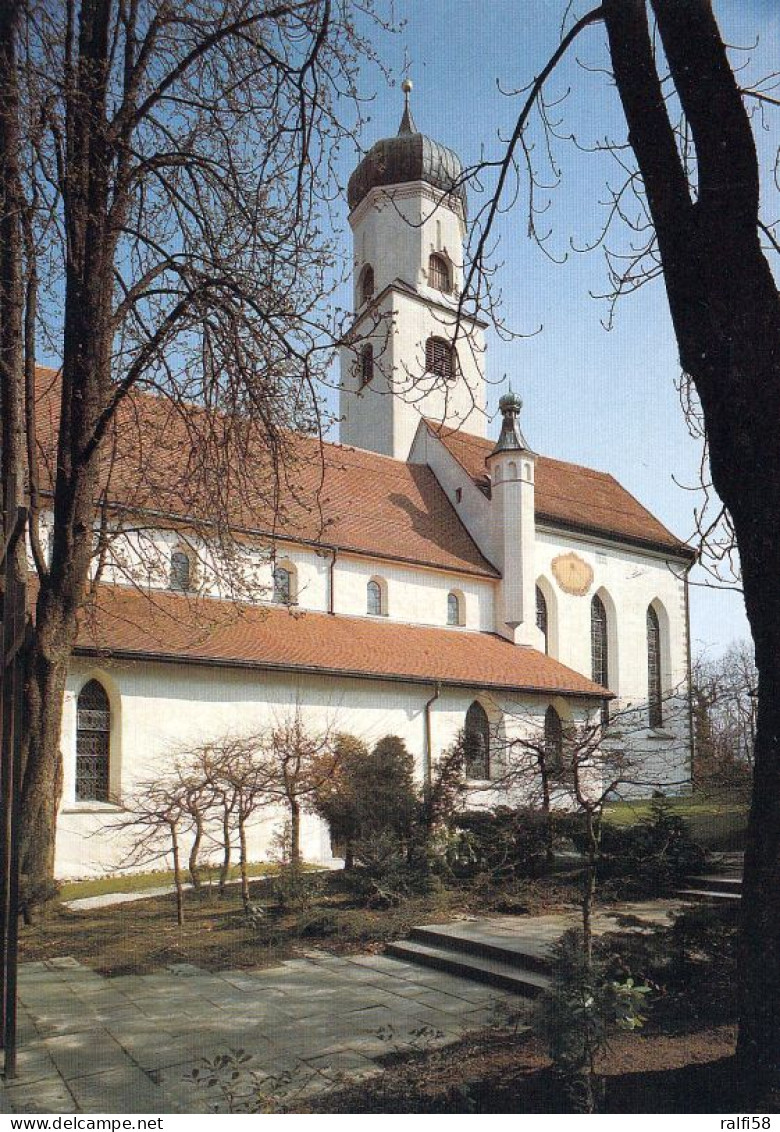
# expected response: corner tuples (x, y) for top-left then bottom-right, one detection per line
(1, 947), (526, 1114)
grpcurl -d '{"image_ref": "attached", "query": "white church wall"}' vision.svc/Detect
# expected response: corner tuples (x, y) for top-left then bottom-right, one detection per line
(534, 527), (691, 794)
(57, 658), (535, 879)
(349, 181), (466, 304)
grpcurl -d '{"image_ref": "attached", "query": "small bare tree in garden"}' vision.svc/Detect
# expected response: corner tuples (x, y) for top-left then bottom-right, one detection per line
(205, 738), (269, 913)
(110, 777), (190, 926)
(257, 709), (340, 864)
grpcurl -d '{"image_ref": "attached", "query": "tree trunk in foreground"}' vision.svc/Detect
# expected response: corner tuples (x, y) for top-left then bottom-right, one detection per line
(603, 0), (780, 1099)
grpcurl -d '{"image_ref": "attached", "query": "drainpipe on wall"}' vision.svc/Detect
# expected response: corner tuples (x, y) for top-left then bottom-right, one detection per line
(684, 565), (696, 789)
(423, 682), (441, 803)
(328, 547), (337, 615)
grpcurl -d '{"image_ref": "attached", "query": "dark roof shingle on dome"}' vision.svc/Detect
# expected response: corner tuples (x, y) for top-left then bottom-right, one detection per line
(347, 108), (467, 215)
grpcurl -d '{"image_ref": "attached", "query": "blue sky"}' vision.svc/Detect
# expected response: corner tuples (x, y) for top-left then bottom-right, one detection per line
(323, 0), (780, 659)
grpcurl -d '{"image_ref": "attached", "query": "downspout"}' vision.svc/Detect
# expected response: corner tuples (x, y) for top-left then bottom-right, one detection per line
(423, 682), (441, 803)
(328, 547), (337, 615)
(684, 565), (696, 789)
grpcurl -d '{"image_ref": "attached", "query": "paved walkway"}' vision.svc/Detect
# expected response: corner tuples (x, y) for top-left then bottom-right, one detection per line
(1, 949), (526, 1114)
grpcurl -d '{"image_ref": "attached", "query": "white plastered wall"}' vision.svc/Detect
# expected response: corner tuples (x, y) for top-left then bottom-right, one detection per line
(57, 659), (591, 878)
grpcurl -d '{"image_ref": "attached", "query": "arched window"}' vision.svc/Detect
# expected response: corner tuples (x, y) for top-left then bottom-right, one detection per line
(360, 264), (374, 305)
(367, 579), (384, 616)
(544, 705), (564, 775)
(647, 604), (663, 728)
(536, 586), (548, 654)
(76, 680), (111, 802)
(447, 591), (461, 626)
(425, 336), (457, 381)
(591, 594), (610, 728)
(464, 701), (490, 780)
(360, 344), (374, 387)
(170, 549), (191, 592)
(272, 565), (293, 604)
(428, 253), (450, 293)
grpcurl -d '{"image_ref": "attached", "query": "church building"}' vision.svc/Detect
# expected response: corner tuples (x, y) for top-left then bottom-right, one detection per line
(46, 89), (695, 878)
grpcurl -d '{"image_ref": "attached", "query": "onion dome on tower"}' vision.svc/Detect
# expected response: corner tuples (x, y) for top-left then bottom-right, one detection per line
(347, 80), (467, 215)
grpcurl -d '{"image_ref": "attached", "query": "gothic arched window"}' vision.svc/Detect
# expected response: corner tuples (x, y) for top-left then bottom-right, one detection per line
(360, 264), (374, 305)
(170, 549), (191, 592)
(464, 701), (490, 780)
(272, 565), (293, 604)
(367, 578), (384, 616)
(544, 705), (564, 775)
(425, 336), (457, 381)
(428, 253), (450, 293)
(447, 592), (461, 626)
(591, 594), (610, 728)
(360, 344), (374, 387)
(647, 604), (663, 728)
(536, 586), (548, 655)
(76, 680), (111, 802)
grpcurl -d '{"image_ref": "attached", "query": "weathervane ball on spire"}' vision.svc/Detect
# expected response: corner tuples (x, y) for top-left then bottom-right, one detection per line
(401, 78), (413, 94)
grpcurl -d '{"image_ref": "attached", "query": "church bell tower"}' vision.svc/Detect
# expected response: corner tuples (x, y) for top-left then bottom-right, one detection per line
(339, 82), (487, 459)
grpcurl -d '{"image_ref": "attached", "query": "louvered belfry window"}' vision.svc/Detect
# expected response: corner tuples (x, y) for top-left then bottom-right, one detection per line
(647, 605), (663, 728)
(360, 265), (374, 304)
(536, 586), (548, 654)
(425, 336), (456, 381)
(591, 594), (610, 729)
(76, 680), (110, 802)
(428, 253), (450, 293)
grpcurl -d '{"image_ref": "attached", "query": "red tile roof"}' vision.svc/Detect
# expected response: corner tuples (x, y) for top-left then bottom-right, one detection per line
(34, 368), (497, 579)
(74, 585), (609, 699)
(425, 421), (694, 558)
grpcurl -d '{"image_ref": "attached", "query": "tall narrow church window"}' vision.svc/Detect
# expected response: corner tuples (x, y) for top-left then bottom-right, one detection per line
(544, 705), (564, 775)
(447, 592), (461, 626)
(360, 344), (374, 387)
(536, 586), (548, 654)
(170, 549), (191, 592)
(76, 680), (111, 802)
(647, 604), (663, 728)
(425, 336), (457, 381)
(367, 579), (383, 616)
(591, 594), (610, 728)
(464, 701), (490, 780)
(428, 253), (450, 293)
(360, 264), (374, 305)
(272, 565), (292, 604)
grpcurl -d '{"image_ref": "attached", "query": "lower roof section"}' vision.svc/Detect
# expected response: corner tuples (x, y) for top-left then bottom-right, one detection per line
(74, 585), (608, 700)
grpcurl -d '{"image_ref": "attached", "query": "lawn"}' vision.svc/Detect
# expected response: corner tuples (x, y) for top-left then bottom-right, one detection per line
(23, 871), (581, 977)
(603, 790), (748, 851)
(58, 861), (284, 902)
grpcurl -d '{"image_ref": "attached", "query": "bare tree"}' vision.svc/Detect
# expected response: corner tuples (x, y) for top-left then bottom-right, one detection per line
(110, 776), (190, 925)
(257, 707), (339, 864)
(692, 642), (757, 790)
(204, 737), (269, 913)
(0, 0), (386, 906)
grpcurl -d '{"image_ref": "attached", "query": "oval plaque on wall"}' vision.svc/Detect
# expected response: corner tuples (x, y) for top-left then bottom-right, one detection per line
(552, 552), (594, 596)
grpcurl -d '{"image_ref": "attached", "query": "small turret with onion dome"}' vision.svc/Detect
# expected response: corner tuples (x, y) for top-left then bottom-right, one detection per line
(486, 389), (537, 645)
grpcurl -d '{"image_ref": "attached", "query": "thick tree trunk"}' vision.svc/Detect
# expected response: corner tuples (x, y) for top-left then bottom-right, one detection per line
(602, 0), (780, 1099)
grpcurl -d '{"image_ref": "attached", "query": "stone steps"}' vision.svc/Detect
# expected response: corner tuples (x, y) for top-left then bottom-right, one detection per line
(386, 923), (552, 997)
(677, 868), (743, 904)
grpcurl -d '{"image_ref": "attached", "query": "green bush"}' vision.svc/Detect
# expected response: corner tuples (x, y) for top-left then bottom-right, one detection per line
(534, 929), (649, 1112)
(270, 863), (323, 913)
(597, 796), (705, 892)
(447, 807), (556, 880)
